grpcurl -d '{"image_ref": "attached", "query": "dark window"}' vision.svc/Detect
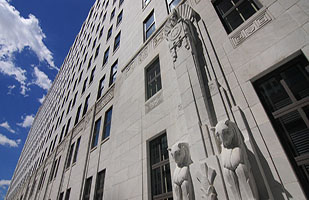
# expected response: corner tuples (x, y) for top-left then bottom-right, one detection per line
(92, 38), (97, 50)
(82, 94), (90, 116)
(107, 26), (113, 41)
(149, 133), (173, 199)
(144, 0), (150, 7)
(90, 67), (96, 83)
(213, 0), (259, 33)
(72, 137), (81, 163)
(102, 107), (113, 140)
(74, 105), (82, 125)
(59, 192), (64, 200)
(105, 0), (109, 8)
(166, 0), (181, 12)
(59, 125), (65, 143)
(110, 8), (115, 21)
(64, 188), (71, 200)
(94, 170), (106, 200)
(113, 32), (121, 51)
(29, 179), (36, 197)
(66, 143), (75, 169)
(83, 177), (92, 200)
(67, 100), (72, 115)
(72, 92), (78, 107)
(146, 57), (162, 99)
(38, 170), (46, 190)
(92, 118), (101, 148)
(116, 10), (123, 26)
(95, 45), (101, 59)
(103, 13), (107, 22)
(96, 24), (100, 34)
(254, 54), (309, 198)
(49, 159), (57, 181)
(119, 0), (124, 6)
(82, 78), (88, 94)
(109, 61), (118, 86)
(54, 156), (61, 179)
(97, 76), (105, 100)
(144, 11), (155, 41)
(65, 118), (71, 136)
(87, 56), (93, 70)
(73, 79), (78, 91)
(99, 27), (104, 39)
(103, 47), (110, 66)
(113, 0), (117, 5)
(79, 70), (84, 83)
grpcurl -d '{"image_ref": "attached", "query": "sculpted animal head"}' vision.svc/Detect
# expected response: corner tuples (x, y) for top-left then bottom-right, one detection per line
(214, 120), (239, 149)
(168, 142), (193, 166)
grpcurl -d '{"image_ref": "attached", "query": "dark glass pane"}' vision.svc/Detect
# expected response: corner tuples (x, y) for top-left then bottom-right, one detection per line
(225, 9), (243, 31)
(238, 1), (257, 20)
(169, 0), (181, 11)
(162, 164), (172, 193)
(216, 0), (233, 15)
(151, 167), (162, 195)
(161, 135), (168, 161)
(150, 140), (160, 165)
(276, 110), (309, 156)
(304, 105), (309, 120)
(281, 64), (309, 100)
(145, 14), (154, 30)
(258, 77), (292, 112)
(104, 125), (111, 138)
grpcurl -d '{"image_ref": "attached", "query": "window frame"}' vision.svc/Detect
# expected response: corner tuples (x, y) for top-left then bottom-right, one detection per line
(102, 107), (113, 140)
(113, 31), (121, 52)
(109, 60), (118, 86)
(145, 56), (162, 100)
(143, 11), (155, 41)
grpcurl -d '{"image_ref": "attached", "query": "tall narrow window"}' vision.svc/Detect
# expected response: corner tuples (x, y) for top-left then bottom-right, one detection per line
(99, 27), (104, 39)
(113, 32), (121, 51)
(95, 45), (100, 59)
(146, 57), (162, 99)
(107, 26), (113, 41)
(54, 156), (61, 179)
(166, 0), (181, 12)
(213, 0), (259, 33)
(92, 118), (101, 148)
(254, 54), (309, 198)
(59, 192), (64, 200)
(64, 188), (71, 200)
(65, 118), (71, 136)
(72, 92), (78, 107)
(87, 56), (92, 70)
(38, 170), (46, 190)
(82, 94), (91, 116)
(102, 107), (113, 140)
(92, 38), (97, 50)
(79, 70), (83, 83)
(149, 133), (172, 199)
(72, 137), (81, 163)
(103, 47), (110, 66)
(116, 10), (123, 26)
(103, 13), (107, 22)
(83, 177), (92, 200)
(144, 11), (155, 41)
(94, 170), (106, 200)
(74, 104), (82, 125)
(67, 100), (72, 115)
(66, 143), (75, 169)
(97, 76), (105, 100)
(110, 8), (115, 21)
(29, 179), (36, 198)
(82, 78), (88, 94)
(109, 60), (118, 86)
(119, 0), (124, 6)
(90, 67), (96, 83)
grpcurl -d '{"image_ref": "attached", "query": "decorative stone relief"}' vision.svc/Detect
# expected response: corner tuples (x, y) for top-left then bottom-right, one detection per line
(85, 107), (93, 127)
(145, 91), (163, 114)
(213, 120), (259, 200)
(96, 85), (114, 114)
(153, 30), (164, 48)
(73, 119), (84, 136)
(196, 163), (218, 200)
(168, 142), (195, 200)
(138, 44), (149, 64)
(230, 9), (272, 47)
(122, 60), (136, 78)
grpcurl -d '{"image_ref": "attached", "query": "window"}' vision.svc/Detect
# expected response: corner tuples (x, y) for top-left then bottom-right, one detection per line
(29, 179), (36, 197)
(67, 100), (72, 115)
(254, 54), (309, 198)
(59, 125), (65, 143)
(73, 79), (78, 91)
(102, 107), (113, 140)
(113, 0), (117, 5)
(49, 159), (57, 181)
(166, 0), (181, 12)
(105, 0), (109, 8)
(144, 11), (155, 41)
(72, 137), (81, 163)
(72, 92), (78, 107)
(92, 38), (97, 50)
(103, 12), (107, 22)
(116, 10), (123, 26)
(110, 8), (115, 21)
(54, 156), (61, 178)
(87, 56), (93, 70)
(94, 170), (106, 200)
(144, 0), (151, 7)
(146, 57), (162, 99)
(66, 143), (75, 169)
(92, 118), (101, 148)
(83, 177), (92, 200)
(65, 118), (71, 136)
(74, 104), (82, 125)
(64, 188), (71, 200)
(90, 67), (96, 83)
(213, 0), (259, 33)
(82, 94), (90, 116)
(109, 60), (118, 86)
(119, 0), (124, 6)
(97, 76), (105, 100)
(38, 170), (46, 190)
(95, 45), (100, 59)
(149, 133), (172, 199)
(107, 26), (113, 41)
(99, 27), (104, 39)
(59, 192), (64, 200)
(82, 78), (88, 94)
(113, 32), (121, 51)
(79, 70), (83, 83)
(103, 47), (110, 66)
(96, 24), (100, 34)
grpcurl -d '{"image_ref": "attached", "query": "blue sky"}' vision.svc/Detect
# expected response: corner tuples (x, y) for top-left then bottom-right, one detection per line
(0, 0), (94, 198)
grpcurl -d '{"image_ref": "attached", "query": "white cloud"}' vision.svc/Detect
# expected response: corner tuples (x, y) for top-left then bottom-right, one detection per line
(0, 121), (15, 133)
(17, 115), (34, 128)
(0, 180), (10, 187)
(33, 67), (52, 90)
(0, 133), (20, 147)
(38, 94), (45, 104)
(0, 0), (58, 94)
(7, 84), (16, 94)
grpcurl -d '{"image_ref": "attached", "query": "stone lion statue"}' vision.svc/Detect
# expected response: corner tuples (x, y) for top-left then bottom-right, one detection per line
(214, 119), (259, 200)
(168, 142), (195, 200)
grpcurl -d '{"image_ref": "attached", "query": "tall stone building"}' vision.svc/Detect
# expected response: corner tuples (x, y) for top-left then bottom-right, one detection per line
(5, 0), (309, 199)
